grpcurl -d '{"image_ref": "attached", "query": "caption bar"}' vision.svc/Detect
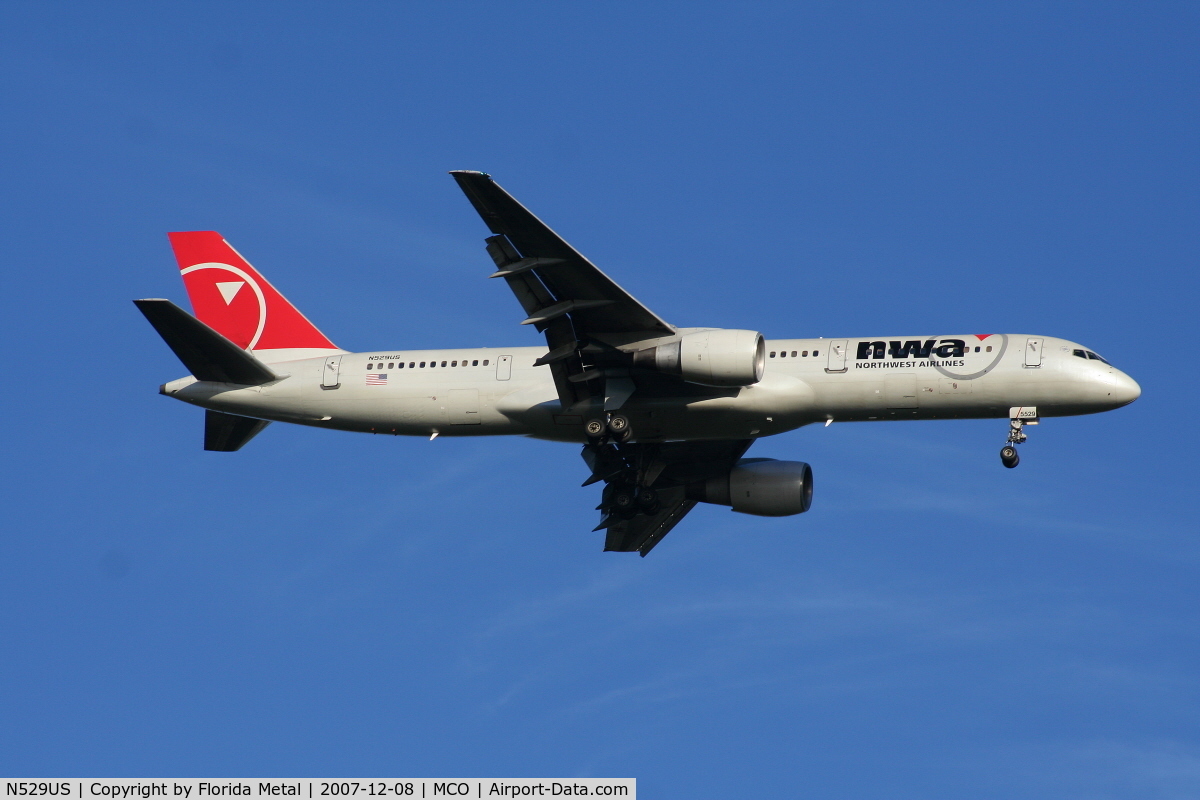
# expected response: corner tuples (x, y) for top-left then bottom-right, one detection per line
(3, 782), (633, 800)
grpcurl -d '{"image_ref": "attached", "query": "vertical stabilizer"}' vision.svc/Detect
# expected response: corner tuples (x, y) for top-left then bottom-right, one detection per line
(167, 232), (338, 357)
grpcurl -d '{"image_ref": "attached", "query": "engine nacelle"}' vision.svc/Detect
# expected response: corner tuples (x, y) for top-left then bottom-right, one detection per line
(633, 329), (765, 387)
(691, 458), (814, 516)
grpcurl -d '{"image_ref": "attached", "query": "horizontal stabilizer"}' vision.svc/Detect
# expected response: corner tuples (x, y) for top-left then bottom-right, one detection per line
(134, 299), (278, 385)
(205, 410), (270, 452)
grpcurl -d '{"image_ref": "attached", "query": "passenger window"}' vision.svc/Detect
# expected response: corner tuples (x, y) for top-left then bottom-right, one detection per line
(388, 362), (394, 369)
(420, 362), (426, 368)
(974, 346), (980, 352)
(791, 351), (797, 357)
(367, 363), (374, 370)
(409, 362), (415, 368)
(802, 351), (808, 357)
(451, 361), (457, 367)
(770, 351), (776, 358)
(398, 362), (404, 368)
(472, 360), (479, 366)
(483, 359), (489, 366)
(440, 361), (446, 367)
(813, 350), (819, 357)
(986, 346), (992, 352)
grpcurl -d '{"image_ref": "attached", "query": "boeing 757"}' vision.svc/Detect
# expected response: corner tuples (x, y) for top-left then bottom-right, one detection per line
(135, 172), (1140, 555)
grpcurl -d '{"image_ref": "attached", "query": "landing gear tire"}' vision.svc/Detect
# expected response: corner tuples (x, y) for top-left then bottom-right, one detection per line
(584, 418), (607, 441)
(1000, 445), (1020, 469)
(637, 487), (660, 514)
(611, 485), (638, 517)
(606, 415), (631, 443)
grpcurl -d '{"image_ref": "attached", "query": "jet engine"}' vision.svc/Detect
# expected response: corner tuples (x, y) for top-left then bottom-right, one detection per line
(633, 329), (766, 387)
(690, 458), (814, 516)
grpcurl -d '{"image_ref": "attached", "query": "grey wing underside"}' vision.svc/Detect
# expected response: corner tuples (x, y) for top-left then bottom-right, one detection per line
(595, 439), (754, 556)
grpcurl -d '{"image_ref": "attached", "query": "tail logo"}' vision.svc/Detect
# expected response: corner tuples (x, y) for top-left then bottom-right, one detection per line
(180, 262), (267, 350)
(169, 230), (337, 351)
(216, 281), (245, 304)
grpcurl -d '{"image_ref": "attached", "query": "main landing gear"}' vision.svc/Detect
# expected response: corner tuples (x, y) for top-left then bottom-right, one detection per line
(585, 413), (631, 444)
(582, 434), (663, 529)
(1000, 409), (1037, 468)
(607, 482), (659, 517)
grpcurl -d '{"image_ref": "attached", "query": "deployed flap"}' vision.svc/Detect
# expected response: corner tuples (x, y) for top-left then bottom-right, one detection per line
(134, 299), (278, 385)
(204, 410), (270, 451)
(450, 171), (675, 337)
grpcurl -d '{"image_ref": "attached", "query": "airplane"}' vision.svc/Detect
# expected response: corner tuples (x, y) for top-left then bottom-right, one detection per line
(135, 171), (1141, 556)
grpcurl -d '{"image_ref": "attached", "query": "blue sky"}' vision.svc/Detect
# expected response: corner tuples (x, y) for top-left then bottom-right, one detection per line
(1, 3), (1197, 797)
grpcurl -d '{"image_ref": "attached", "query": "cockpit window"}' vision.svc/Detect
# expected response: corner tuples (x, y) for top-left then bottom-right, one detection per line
(1072, 349), (1088, 359)
(1085, 350), (1110, 365)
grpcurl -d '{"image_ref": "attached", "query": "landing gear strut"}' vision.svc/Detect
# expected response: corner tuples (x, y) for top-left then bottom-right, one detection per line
(1000, 409), (1036, 468)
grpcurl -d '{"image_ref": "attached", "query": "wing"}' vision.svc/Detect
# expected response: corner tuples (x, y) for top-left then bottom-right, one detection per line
(602, 486), (697, 556)
(451, 171), (676, 409)
(587, 439), (754, 556)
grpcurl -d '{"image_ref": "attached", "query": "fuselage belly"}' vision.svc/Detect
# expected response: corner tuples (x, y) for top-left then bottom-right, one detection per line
(164, 333), (1139, 444)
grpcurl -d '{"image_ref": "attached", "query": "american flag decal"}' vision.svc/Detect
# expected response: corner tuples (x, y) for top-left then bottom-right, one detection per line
(365, 372), (388, 385)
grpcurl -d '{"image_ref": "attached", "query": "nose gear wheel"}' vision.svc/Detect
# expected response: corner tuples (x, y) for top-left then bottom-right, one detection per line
(1000, 445), (1019, 468)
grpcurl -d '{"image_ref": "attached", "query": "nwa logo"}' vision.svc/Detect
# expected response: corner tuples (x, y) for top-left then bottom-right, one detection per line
(855, 339), (966, 369)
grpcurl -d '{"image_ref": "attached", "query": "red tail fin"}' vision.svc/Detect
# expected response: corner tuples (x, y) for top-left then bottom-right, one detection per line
(167, 231), (336, 351)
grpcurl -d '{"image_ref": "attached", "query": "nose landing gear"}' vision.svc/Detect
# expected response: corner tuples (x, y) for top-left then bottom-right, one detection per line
(1000, 407), (1037, 468)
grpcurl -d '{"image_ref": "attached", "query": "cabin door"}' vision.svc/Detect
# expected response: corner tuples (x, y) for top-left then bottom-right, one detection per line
(321, 355), (342, 388)
(825, 340), (848, 373)
(1024, 338), (1043, 367)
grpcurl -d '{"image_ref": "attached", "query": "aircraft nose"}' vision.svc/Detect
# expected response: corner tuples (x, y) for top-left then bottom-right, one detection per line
(1109, 370), (1141, 407)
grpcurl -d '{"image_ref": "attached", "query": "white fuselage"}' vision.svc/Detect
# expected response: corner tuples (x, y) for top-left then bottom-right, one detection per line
(160, 333), (1140, 443)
